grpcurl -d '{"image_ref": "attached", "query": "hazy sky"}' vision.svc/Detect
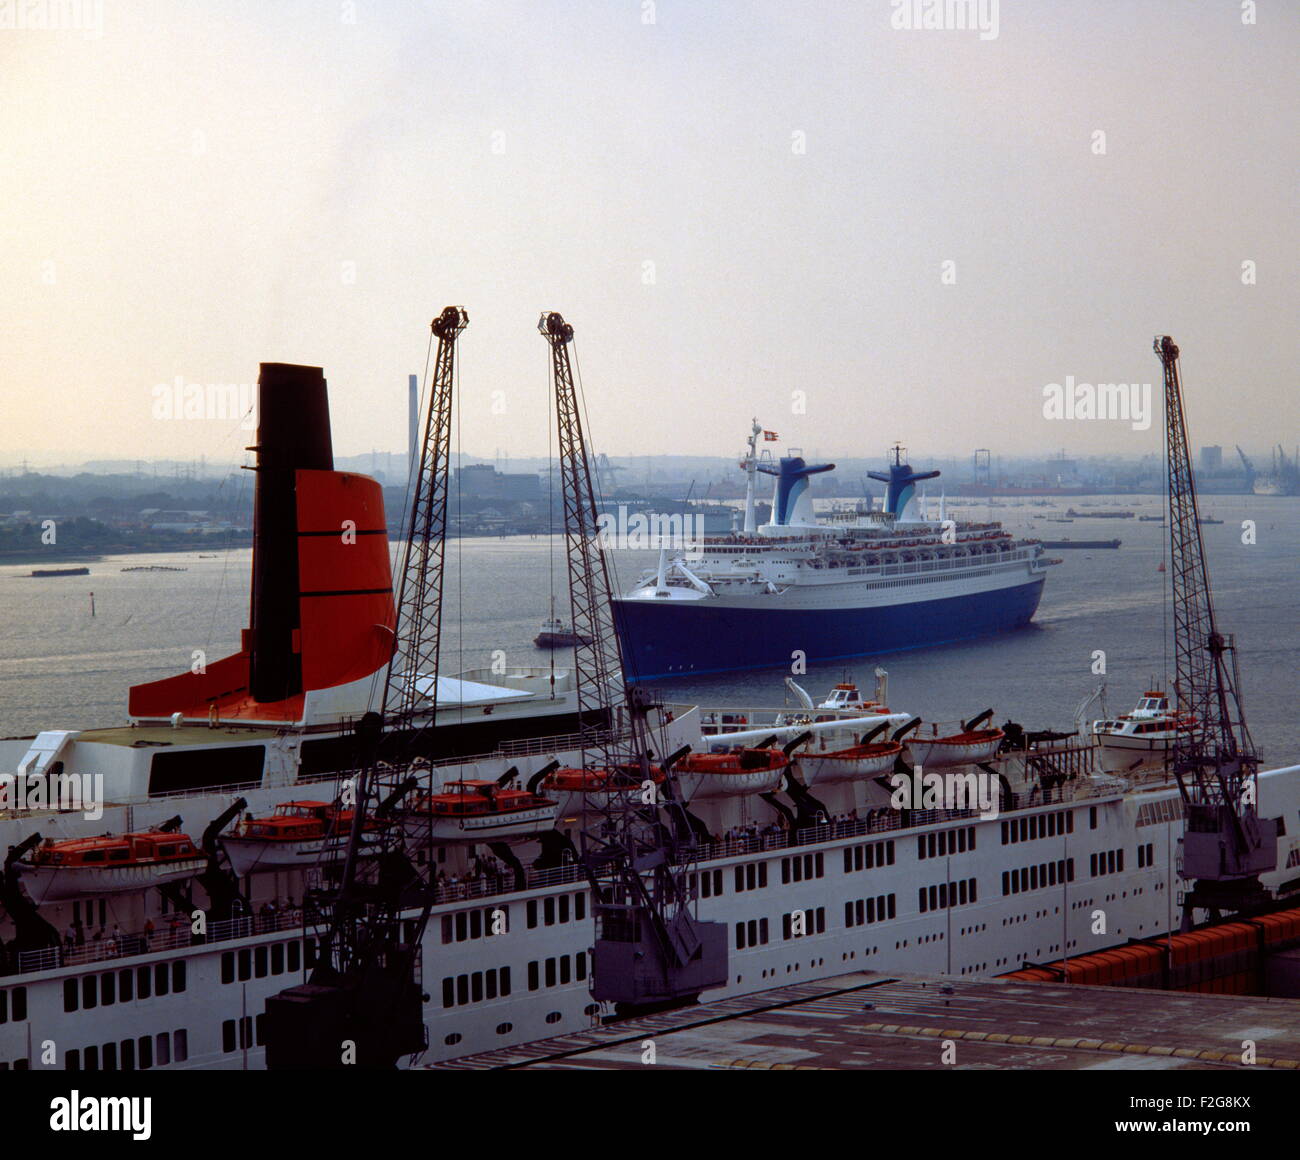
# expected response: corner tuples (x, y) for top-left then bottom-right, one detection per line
(3, 1), (1296, 470)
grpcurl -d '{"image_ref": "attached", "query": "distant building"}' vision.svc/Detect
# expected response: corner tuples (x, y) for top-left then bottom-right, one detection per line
(454, 465), (541, 502)
(1200, 445), (1223, 471)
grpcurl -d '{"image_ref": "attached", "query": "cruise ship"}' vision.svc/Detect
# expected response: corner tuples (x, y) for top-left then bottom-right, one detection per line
(2, 373), (1298, 1073)
(612, 426), (1059, 680)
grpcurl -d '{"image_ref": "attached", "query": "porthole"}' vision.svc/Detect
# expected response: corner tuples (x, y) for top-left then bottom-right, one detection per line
(584, 1003), (600, 1016)
(545, 1011), (562, 1024)
(444, 1033), (462, 1046)
(495, 1022), (513, 1035)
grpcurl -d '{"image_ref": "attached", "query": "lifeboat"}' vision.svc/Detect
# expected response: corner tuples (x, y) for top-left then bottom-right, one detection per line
(221, 800), (388, 877)
(907, 728), (1005, 768)
(541, 764), (665, 816)
(798, 740), (903, 787)
(400, 780), (557, 845)
(675, 747), (789, 800)
(15, 829), (206, 904)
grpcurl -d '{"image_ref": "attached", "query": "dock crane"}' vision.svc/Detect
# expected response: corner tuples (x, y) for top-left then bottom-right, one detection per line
(264, 307), (468, 1068)
(1154, 337), (1278, 929)
(539, 311), (727, 1011)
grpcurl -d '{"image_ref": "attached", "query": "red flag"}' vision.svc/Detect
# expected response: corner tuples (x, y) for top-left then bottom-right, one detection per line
(763, 430), (779, 441)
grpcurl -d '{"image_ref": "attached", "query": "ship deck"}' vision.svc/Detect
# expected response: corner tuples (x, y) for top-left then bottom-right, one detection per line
(426, 971), (1300, 1071)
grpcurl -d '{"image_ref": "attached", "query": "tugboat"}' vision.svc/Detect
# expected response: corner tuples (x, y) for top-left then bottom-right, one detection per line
(15, 829), (206, 904)
(533, 597), (591, 648)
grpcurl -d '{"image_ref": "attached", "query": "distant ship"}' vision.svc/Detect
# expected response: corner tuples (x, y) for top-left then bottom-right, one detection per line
(612, 425), (1059, 679)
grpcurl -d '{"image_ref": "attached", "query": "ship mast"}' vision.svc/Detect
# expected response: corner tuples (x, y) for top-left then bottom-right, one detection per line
(1154, 336), (1277, 928)
(742, 418), (762, 534)
(539, 310), (727, 1011)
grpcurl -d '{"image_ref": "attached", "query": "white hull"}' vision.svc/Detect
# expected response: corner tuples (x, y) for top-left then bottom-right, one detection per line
(678, 766), (787, 800)
(907, 736), (1002, 768)
(221, 835), (376, 877)
(798, 748), (899, 786)
(402, 804), (558, 845)
(16, 858), (207, 904)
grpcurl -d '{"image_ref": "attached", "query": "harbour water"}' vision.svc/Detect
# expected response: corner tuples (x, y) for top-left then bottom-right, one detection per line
(1, 494), (1295, 761)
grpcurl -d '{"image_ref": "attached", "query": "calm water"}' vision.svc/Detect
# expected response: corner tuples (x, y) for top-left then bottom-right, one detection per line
(1, 495), (1296, 764)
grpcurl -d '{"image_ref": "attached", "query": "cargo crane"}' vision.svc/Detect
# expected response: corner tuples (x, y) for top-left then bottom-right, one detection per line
(1234, 445), (1256, 490)
(539, 310), (727, 1011)
(265, 307), (468, 1068)
(1154, 336), (1278, 929)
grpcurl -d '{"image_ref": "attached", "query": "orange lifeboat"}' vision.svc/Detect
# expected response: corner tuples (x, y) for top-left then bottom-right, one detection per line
(401, 780), (557, 845)
(675, 747), (789, 800)
(222, 800), (387, 876)
(17, 829), (206, 904)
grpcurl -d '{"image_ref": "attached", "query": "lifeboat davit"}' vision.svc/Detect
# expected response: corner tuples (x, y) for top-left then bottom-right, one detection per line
(541, 764), (665, 817)
(400, 780), (557, 845)
(907, 728), (1005, 768)
(16, 829), (206, 904)
(675, 747), (789, 800)
(221, 800), (387, 877)
(798, 740), (903, 787)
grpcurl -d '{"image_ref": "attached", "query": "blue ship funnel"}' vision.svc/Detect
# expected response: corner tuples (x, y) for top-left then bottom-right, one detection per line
(758, 456), (835, 529)
(867, 458), (940, 518)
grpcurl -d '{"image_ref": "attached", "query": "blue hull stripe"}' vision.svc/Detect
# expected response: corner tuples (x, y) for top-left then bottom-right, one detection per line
(614, 577), (1046, 680)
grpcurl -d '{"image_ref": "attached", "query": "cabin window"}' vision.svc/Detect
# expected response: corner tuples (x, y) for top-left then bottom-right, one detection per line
(544, 958), (556, 987)
(238, 949), (252, 981)
(120, 1039), (136, 1071)
(575, 892), (587, 921)
(470, 910), (483, 939)
(559, 957), (571, 985)
(82, 975), (97, 1010)
(255, 947), (268, 978)
(173, 1030), (187, 1062)
(559, 895), (570, 923)
(575, 954), (587, 981)
(155, 1033), (170, 1067)
(84, 1045), (99, 1070)
(103, 1042), (118, 1071)
(288, 941), (301, 973)
(544, 897), (555, 925)
(456, 975), (469, 1006)
(271, 943), (285, 975)
(526, 900), (538, 929)
(64, 979), (78, 1013)
(148, 745), (265, 795)
(137, 966), (152, 1000)
(101, 973), (115, 1006)
(528, 962), (539, 991)
(66, 1049), (80, 1071)
(82, 850), (106, 863)
(139, 1036), (153, 1070)
(155, 964), (169, 996)
(119, 969), (133, 1002)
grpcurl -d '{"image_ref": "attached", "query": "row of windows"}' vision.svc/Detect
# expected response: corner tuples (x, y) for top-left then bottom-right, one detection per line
(736, 918), (770, 949)
(781, 907), (827, 939)
(844, 840), (895, 873)
(223, 1015), (267, 1052)
(845, 895), (897, 927)
(1136, 842), (1156, 868)
(66, 1030), (188, 1071)
(1002, 859), (1076, 895)
(221, 941), (301, 983)
(1091, 849), (1125, 877)
(918, 879), (978, 913)
(1001, 810), (1073, 845)
(781, 853), (825, 884)
(444, 904), (509, 942)
(694, 869), (725, 898)
(735, 862), (769, 893)
(64, 962), (186, 1013)
(442, 967), (513, 1008)
(527, 893), (587, 929)
(0, 987), (26, 1024)
(918, 827), (976, 859)
(526, 953), (588, 991)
